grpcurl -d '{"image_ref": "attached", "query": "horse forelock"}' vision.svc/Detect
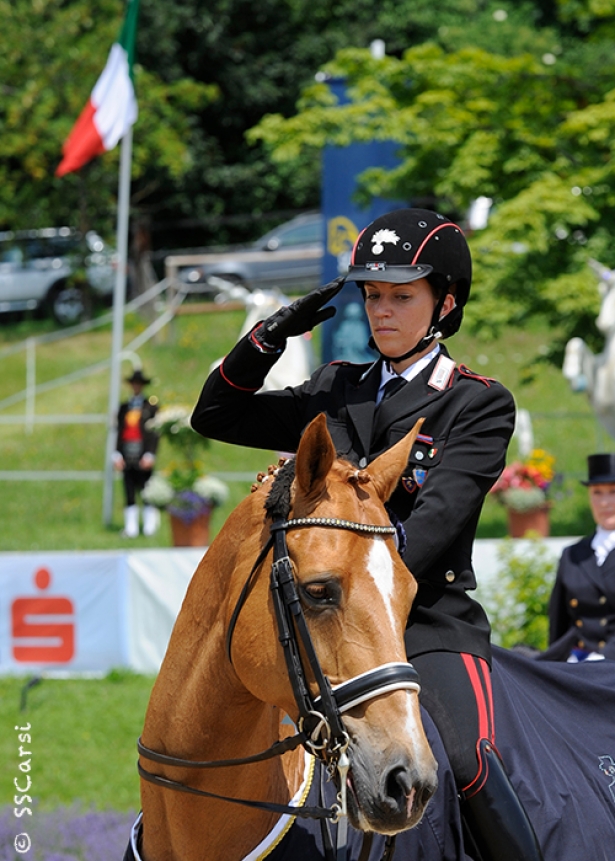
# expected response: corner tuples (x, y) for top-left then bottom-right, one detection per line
(264, 457), (296, 521)
(264, 455), (376, 524)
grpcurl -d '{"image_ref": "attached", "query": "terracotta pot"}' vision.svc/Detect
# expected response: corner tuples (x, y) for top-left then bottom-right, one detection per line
(507, 505), (550, 539)
(169, 511), (211, 547)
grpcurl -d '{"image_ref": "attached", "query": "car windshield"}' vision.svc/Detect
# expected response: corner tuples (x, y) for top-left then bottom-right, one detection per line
(256, 217), (322, 251)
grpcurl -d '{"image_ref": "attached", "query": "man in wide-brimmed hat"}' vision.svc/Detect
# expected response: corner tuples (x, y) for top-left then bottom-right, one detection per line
(546, 453), (615, 662)
(112, 368), (160, 537)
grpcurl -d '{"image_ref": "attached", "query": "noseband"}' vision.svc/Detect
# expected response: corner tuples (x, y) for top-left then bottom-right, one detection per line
(138, 515), (421, 840)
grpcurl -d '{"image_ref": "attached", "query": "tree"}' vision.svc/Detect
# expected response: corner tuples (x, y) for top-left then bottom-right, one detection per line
(250, 6), (615, 364)
(0, 0), (216, 238)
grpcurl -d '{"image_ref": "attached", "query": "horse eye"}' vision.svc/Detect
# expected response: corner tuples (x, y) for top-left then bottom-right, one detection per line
(302, 580), (340, 606)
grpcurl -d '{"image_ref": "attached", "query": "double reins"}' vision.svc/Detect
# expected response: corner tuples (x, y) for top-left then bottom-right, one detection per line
(138, 515), (421, 832)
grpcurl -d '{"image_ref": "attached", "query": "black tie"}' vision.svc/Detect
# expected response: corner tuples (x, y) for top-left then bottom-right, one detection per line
(380, 376), (406, 403)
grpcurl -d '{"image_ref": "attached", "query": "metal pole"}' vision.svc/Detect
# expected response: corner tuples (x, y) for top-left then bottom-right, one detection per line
(26, 337), (35, 434)
(103, 127), (133, 526)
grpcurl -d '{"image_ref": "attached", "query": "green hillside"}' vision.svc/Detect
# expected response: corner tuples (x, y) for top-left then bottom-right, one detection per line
(0, 308), (604, 551)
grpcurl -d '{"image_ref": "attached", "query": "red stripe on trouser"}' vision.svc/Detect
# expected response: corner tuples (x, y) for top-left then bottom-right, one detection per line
(460, 653), (495, 795)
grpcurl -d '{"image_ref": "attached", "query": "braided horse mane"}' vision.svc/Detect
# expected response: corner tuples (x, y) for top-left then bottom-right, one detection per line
(263, 458), (296, 522)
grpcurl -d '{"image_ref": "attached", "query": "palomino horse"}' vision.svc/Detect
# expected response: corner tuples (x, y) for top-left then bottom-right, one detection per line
(132, 414), (438, 861)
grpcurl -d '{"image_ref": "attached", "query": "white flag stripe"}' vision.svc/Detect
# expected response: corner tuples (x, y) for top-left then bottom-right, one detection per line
(92, 43), (138, 151)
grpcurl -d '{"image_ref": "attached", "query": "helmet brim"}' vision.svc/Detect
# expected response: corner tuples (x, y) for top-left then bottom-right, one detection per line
(347, 263), (434, 284)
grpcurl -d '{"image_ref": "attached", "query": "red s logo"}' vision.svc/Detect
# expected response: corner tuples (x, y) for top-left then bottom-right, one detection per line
(11, 568), (75, 663)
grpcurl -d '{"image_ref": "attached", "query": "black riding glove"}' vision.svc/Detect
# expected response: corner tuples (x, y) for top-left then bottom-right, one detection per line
(252, 277), (346, 350)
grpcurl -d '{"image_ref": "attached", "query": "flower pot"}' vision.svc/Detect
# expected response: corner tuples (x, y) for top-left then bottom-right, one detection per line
(507, 505), (550, 539)
(169, 511), (211, 547)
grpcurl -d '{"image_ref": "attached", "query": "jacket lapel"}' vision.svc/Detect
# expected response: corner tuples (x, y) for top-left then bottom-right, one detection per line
(345, 363), (380, 459)
(579, 540), (607, 589)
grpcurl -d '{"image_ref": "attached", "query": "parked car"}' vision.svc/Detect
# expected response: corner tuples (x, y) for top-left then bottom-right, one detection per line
(0, 227), (116, 325)
(176, 212), (323, 297)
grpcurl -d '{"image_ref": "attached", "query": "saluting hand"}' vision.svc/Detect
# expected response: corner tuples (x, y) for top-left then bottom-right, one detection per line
(253, 277), (346, 350)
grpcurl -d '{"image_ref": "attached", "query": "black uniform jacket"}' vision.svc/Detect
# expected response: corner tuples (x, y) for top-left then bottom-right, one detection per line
(546, 536), (615, 661)
(191, 336), (516, 663)
(116, 397), (160, 465)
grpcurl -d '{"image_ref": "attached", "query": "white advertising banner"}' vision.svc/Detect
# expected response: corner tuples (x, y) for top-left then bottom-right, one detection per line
(0, 538), (578, 676)
(0, 549), (203, 675)
(126, 549), (202, 673)
(0, 552), (126, 674)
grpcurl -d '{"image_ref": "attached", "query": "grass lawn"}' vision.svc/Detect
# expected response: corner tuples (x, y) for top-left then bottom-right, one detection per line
(1, 306), (603, 548)
(0, 671), (153, 811)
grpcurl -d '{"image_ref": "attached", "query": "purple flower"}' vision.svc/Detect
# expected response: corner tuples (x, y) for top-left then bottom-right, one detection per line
(0, 804), (137, 861)
(166, 490), (212, 523)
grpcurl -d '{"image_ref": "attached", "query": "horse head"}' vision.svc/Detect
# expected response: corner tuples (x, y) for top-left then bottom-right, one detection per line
(230, 414), (438, 834)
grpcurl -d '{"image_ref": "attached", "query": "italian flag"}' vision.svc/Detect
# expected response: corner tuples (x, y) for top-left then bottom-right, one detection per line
(56, 0), (139, 177)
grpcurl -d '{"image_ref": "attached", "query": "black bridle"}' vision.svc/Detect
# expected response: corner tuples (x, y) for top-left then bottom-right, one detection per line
(137, 515), (421, 858)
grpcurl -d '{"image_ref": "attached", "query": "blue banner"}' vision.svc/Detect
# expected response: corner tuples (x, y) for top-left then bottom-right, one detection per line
(320, 77), (403, 364)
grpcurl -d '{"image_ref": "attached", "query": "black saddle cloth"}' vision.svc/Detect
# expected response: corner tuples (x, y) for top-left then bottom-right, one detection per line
(124, 648), (615, 860)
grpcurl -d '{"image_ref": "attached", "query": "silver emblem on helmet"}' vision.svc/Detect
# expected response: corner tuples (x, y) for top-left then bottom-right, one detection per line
(371, 229), (399, 255)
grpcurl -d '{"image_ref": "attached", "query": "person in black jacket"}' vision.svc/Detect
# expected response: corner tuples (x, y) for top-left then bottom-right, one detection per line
(191, 208), (542, 861)
(546, 453), (615, 662)
(113, 368), (160, 538)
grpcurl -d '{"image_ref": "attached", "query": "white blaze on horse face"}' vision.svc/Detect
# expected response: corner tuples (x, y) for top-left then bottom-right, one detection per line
(366, 538), (398, 634)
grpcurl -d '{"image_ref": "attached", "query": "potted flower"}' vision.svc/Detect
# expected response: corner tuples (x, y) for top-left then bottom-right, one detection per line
(142, 406), (229, 546)
(490, 449), (556, 538)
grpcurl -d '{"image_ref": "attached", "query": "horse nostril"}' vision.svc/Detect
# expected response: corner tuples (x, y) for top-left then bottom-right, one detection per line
(384, 765), (412, 814)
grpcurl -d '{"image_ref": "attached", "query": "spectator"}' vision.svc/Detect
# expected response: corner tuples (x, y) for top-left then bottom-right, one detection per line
(546, 453), (615, 662)
(113, 369), (160, 538)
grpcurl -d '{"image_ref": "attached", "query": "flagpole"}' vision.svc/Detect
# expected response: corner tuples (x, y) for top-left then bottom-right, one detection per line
(103, 125), (133, 526)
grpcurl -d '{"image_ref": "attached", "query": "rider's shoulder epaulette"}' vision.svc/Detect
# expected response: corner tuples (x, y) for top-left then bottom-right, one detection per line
(456, 364), (495, 387)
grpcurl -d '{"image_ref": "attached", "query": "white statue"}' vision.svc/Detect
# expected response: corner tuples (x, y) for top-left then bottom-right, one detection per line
(563, 259), (615, 438)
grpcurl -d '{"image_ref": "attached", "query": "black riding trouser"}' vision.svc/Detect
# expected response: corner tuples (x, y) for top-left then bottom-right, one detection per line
(123, 467), (152, 507)
(412, 650), (494, 795)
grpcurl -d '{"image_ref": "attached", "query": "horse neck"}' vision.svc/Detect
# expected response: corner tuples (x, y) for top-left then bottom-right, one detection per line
(140, 496), (306, 861)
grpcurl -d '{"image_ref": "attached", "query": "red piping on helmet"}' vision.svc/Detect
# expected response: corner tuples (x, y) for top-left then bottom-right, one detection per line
(410, 222), (464, 266)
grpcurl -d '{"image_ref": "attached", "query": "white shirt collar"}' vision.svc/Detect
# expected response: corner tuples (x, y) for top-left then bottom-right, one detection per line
(591, 527), (615, 566)
(377, 345), (440, 403)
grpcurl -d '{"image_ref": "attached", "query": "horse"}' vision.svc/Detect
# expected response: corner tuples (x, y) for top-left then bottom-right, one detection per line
(563, 258), (615, 438)
(130, 414), (440, 861)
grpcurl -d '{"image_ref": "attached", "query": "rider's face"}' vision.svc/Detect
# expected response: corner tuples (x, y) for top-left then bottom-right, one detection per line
(589, 483), (615, 531)
(364, 279), (454, 372)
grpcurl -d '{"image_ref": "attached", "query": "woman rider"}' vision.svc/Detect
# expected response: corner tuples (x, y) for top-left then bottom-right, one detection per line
(191, 208), (543, 861)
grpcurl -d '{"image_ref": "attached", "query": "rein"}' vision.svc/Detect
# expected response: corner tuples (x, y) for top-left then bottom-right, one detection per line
(138, 514), (421, 859)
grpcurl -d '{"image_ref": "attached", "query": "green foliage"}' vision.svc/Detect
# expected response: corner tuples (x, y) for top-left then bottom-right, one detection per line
(485, 539), (556, 650)
(252, 21), (615, 362)
(0, 0), (216, 237)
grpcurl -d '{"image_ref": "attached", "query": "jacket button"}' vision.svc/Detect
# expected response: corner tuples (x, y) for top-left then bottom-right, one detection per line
(445, 570), (455, 582)
(599, 641), (606, 648)
(599, 596), (607, 605)
(359, 457), (367, 468)
(575, 620), (583, 627)
(601, 618), (607, 626)
(570, 598), (578, 607)
(578, 640), (585, 648)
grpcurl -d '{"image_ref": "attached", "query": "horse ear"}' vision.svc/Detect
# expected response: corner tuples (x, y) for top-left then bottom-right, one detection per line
(367, 418), (425, 502)
(295, 413), (336, 497)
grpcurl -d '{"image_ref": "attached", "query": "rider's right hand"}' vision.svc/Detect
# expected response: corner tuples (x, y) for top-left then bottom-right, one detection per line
(252, 277), (346, 351)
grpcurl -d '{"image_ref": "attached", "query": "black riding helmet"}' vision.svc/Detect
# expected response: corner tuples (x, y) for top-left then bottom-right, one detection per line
(348, 208), (472, 362)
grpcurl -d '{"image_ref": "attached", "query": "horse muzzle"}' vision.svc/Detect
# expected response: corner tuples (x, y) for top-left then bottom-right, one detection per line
(345, 743), (438, 834)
